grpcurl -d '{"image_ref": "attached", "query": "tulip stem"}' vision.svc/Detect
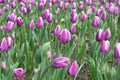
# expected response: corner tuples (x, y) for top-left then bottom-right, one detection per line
(74, 62), (84, 80)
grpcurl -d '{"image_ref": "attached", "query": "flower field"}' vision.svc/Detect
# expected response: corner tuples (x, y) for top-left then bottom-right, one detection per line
(0, 0), (120, 80)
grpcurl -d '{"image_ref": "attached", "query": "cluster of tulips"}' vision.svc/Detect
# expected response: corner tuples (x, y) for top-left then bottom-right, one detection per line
(0, 0), (120, 80)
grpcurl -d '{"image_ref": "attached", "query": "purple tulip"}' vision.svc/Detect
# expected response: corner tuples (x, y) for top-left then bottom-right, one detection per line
(59, 1), (64, 9)
(87, 7), (93, 15)
(114, 7), (119, 16)
(36, 17), (44, 28)
(59, 29), (71, 43)
(27, 4), (32, 13)
(114, 43), (120, 59)
(92, 16), (101, 27)
(81, 11), (87, 22)
(71, 12), (78, 23)
(42, 9), (50, 19)
(13, 68), (25, 80)
(96, 9), (102, 16)
(22, 7), (27, 14)
(54, 25), (61, 36)
(118, 0), (120, 6)
(101, 11), (106, 20)
(108, 5), (114, 14)
(47, 13), (52, 23)
(64, 3), (69, 10)
(7, 37), (13, 48)
(12, 32), (16, 39)
(85, 0), (92, 6)
(0, 38), (8, 51)
(53, 57), (69, 68)
(96, 29), (104, 42)
(2, 61), (6, 70)
(16, 17), (23, 27)
(78, 1), (84, 10)
(47, 51), (52, 60)
(39, 2), (44, 10)
(0, 9), (3, 16)
(4, 4), (10, 12)
(67, 61), (78, 77)
(100, 40), (110, 53)
(11, 1), (16, 9)
(5, 21), (14, 32)
(72, 2), (76, 9)
(70, 24), (76, 34)
(104, 28), (111, 40)
(48, 2), (52, 9)
(101, 0), (106, 4)
(29, 20), (34, 29)
(7, 13), (17, 22)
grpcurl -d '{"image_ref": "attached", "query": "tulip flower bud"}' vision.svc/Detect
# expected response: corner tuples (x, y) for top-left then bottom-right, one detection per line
(53, 57), (69, 68)
(114, 43), (120, 59)
(101, 0), (106, 4)
(47, 51), (52, 60)
(13, 68), (25, 80)
(114, 7), (119, 16)
(56, 8), (60, 14)
(27, 4), (32, 13)
(118, 0), (120, 6)
(104, 28), (111, 40)
(7, 13), (17, 22)
(113, 19), (117, 25)
(81, 11), (87, 22)
(59, 1), (64, 9)
(64, 3), (69, 10)
(22, 7), (27, 14)
(100, 40), (110, 53)
(16, 17), (23, 27)
(4, 4), (10, 12)
(79, 1), (84, 10)
(101, 11), (106, 20)
(5, 21), (14, 32)
(12, 32), (16, 39)
(96, 29), (104, 42)
(54, 25), (61, 36)
(42, 9), (50, 19)
(36, 17), (44, 28)
(2, 61), (6, 70)
(85, 0), (92, 6)
(71, 12), (78, 23)
(0, 9), (3, 16)
(67, 61), (78, 77)
(7, 37), (13, 49)
(39, 2), (44, 10)
(72, 2), (76, 9)
(34, 68), (39, 74)
(11, 1), (16, 9)
(92, 16), (101, 27)
(29, 20), (34, 29)
(47, 13), (52, 23)
(87, 7), (93, 15)
(59, 29), (71, 43)
(105, 3), (109, 9)
(48, 2), (52, 9)
(0, 38), (8, 51)
(70, 24), (76, 34)
(96, 9), (102, 16)
(108, 5), (114, 14)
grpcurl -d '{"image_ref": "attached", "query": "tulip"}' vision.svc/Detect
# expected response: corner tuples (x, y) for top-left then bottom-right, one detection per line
(85, 0), (92, 6)
(7, 13), (17, 22)
(16, 17), (23, 27)
(39, 2), (44, 10)
(48, 2), (52, 9)
(54, 25), (61, 36)
(92, 16), (101, 27)
(78, 1), (84, 10)
(7, 37), (13, 49)
(87, 7), (93, 15)
(108, 5), (114, 14)
(81, 11), (87, 22)
(96, 29), (104, 42)
(70, 12), (78, 23)
(13, 68), (25, 80)
(70, 24), (76, 34)
(29, 20), (34, 29)
(114, 7), (119, 16)
(59, 29), (71, 43)
(100, 40), (110, 53)
(96, 9), (102, 16)
(59, 1), (64, 9)
(11, 1), (16, 9)
(5, 21), (14, 32)
(36, 17), (44, 28)
(4, 4), (10, 12)
(42, 9), (50, 19)
(118, 0), (120, 6)
(47, 13), (52, 23)
(47, 51), (52, 60)
(104, 28), (111, 40)
(114, 43), (120, 59)
(53, 57), (69, 68)
(2, 61), (6, 70)
(72, 2), (76, 9)
(0, 38), (8, 51)
(101, 11), (106, 20)
(0, 9), (2, 16)
(22, 7), (27, 14)
(27, 4), (32, 13)
(67, 61), (78, 77)
(113, 19), (117, 25)
(101, 0), (106, 4)
(64, 3), (69, 10)
(12, 32), (16, 39)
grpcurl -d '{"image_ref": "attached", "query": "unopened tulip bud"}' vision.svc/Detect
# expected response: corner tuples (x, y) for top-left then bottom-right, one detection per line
(47, 13), (52, 23)
(42, 9), (50, 19)
(53, 57), (69, 68)
(85, 0), (92, 6)
(96, 29), (104, 42)
(27, 4), (32, 13)
(108, 5), (114, 14)
(72, 2), (76, 9)
(100, 40), (110, 53)
(71, 12), (78, 23)
(12, 32), (16, 39)
(114, 7), (119, 16)
(36, 17), (44, 28)
(4, 4), (10, 12)
(114, 43), (120, 59)
(59, 1), (64, 9)
(5, 21), (14, 32)
(104, 28), (111, 40)
(16, 17), (23, 27)
(48, 2), (52, 9)
(101, 11), (106, 20)
(64, 3), (69, 10)
(0, 38), (8, 51)
(101, 0), (106, 4)
(54, 25), (61, 36)
(34, 68), (39, 74)
(79, 1), (83, 10)
(81, 11), (87, 22)
(29, 20), (34, 29)
(47, 51), (52, 60)
(2, 61), (6, 70)
(39, 2), (44, 10)
(11, 2), (16, 9)
(0, 9), (2, 16)
(67, 61), (78, 77)
(70, 24), (76, 34)
(92, 16), (101, 27)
